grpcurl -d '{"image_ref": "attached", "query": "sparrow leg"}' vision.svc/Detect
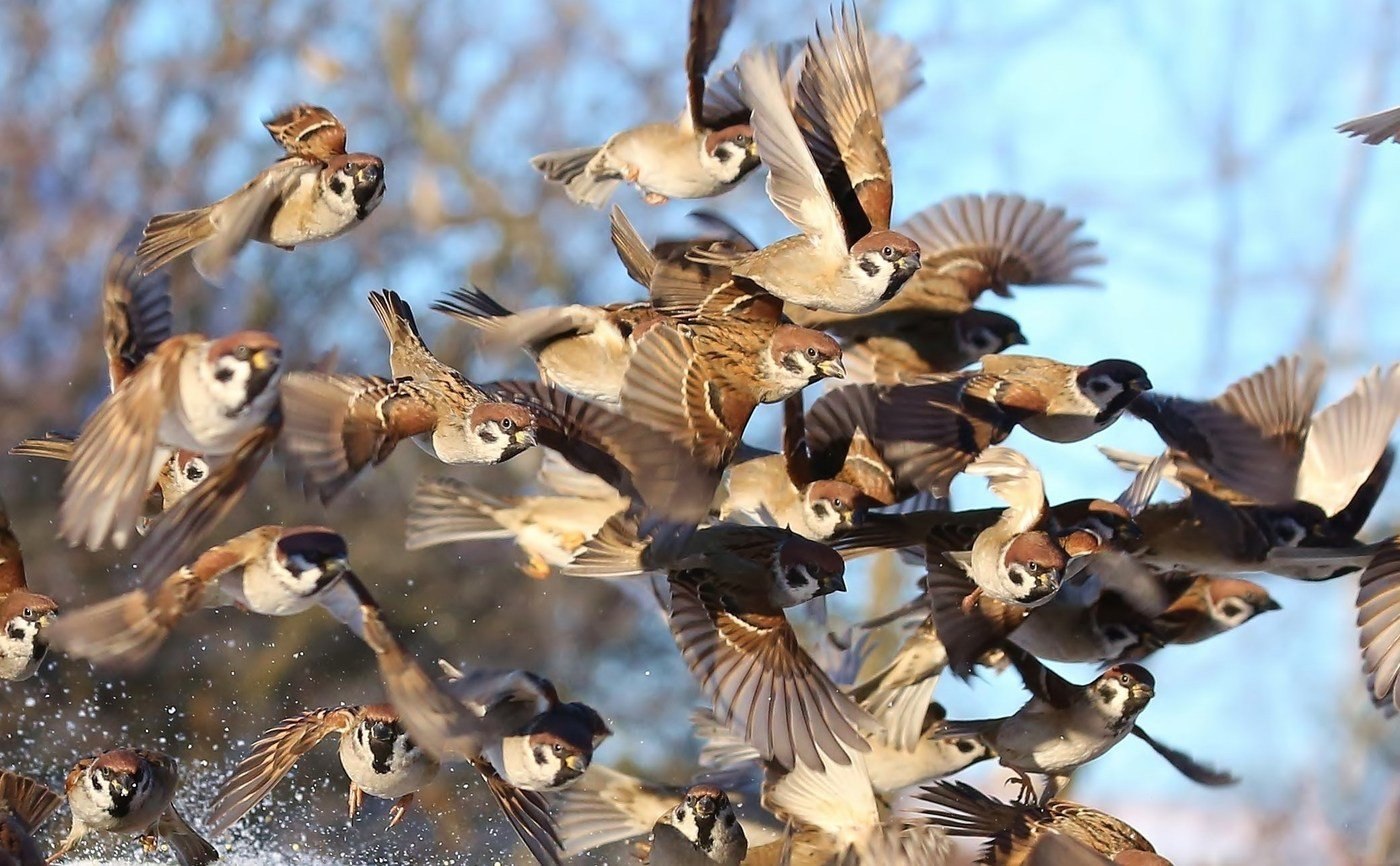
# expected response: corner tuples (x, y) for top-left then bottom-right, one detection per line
(558, 530), (587, 552)
(960, 587), (984, 616)
(643, 192), (669, 205)
(347, 782), (365, 821)
(1039, 773), (1069, 806)
(387, 793), (416, 828)
(623, 165), (641, 183)
(139, 833), (160, 854)
(520, 553), (551, 581)
(46, 823), (86, 864)
(1004, 769), (1038, 805)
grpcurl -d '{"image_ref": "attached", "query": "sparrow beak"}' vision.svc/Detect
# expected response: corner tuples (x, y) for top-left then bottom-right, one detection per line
(250, 347), (279, 373)
(818, 358), (846, 380)
(1132, 682), (1155, 700)
(1258, 597), (1283, 612)
(694, 795), (718, 817)
(322, 556), (350, 581)
(1130, 375), (1153, 392)
(512, 428), (538, 448)
(564, 754), (587, 775)
(1009, 331), (1029, 347)
(826, 572), (847, 594)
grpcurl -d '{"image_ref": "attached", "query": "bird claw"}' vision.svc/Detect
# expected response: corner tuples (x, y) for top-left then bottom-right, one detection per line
(960, 587), (984, 616)
(139, 835), (160, 854)
(1004, 771), (1038, 805)
(387, 793), (415, 828)
(520, 553), (552, 580)
(643, 191), (668, 205)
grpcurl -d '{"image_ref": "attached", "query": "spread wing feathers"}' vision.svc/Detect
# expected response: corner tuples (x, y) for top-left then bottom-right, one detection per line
(475, 760), (564, 866)
(430, 286), (517, 335)
(357, 602), (487, 763)
(861, 32), (924, 113)
(207, 706), (359, 835)
(1357, 544), (1400, 713)
(263, 104), (348, 159)
(153, 806), (220, 866)
(136, 417), (280, 581)
(793, 5), (894, 233)
(1337, 104), (1400, 145)
(560, 512), (650, 578)
(1114, 452), (1167, 516)
(926, 557), (1024, 677)
(610, 205), (658, 287)
(405, 476), (515, 550)
(1132, 355), (1325, 504)
(763, 743), (879, 841)
(903, 780), (1031, 837)
(684, 0), (738, 131)
(648, 258), (782, 325)
(494, 378), (719, 524)
(59, 336), (188, 551)
(702, 38), (806, 130)
(692, 707), (764, 770)
(1297, 364), (1400, 517)
(668, 573), (874, 771)
(553, 764), (681, 854)
(9, 432), (77, 462)
(621, 325), (754, 466)
(279, 372), (437, 502)
(898, 193), (1103, 301)
(805, 384), (956, 503)
(45, 525), (273, 671)
(876, 380), (1012, 497)
(1128, 725), (1237, 786)
(866, 675), (938, 753)
(965, 447), (1047, 533)
(736, 45), (847, 256)
(0, 769), (62, 831)
(102, 233), (174, 390)
(0, 495), (25, 594)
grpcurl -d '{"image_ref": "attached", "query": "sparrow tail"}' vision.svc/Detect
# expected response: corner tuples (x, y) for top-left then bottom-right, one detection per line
(136, 206), (217, 275)
(9, 433), (77, 462)
(530, 146), (617, 208)
(405, 477), (515, 550)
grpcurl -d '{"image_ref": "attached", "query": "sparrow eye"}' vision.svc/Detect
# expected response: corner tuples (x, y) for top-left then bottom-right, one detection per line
(551, 743), (565, 756)
(501, 418), (515, 432)
(1024, 562), (1041, 575)
(806, 347), (818, 359)
(882, 245), (895, 259)
(832, 498), (844, 509)
(736, 134), (751, 145)
(1119, 673), (1132, 686)
(233, 346), (252, 361)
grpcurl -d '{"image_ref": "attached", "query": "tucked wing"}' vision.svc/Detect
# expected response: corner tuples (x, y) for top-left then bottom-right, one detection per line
(264, 104), (348, 159)
(684, 0), (738, 131)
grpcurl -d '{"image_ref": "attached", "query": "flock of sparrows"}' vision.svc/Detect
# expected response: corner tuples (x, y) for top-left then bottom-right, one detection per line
(3, 2), (1400, 865)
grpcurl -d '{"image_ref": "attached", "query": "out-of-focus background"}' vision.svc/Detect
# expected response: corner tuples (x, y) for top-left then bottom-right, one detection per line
(2, 1), (1399, 863)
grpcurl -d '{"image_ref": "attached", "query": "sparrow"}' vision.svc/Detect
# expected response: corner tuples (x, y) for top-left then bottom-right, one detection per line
(48, 748), (217, 866)
(431, 286), (663, 404)
(362, 657), (611, 866)
(689, 9), (923, 313)
(10, 239), (210, 530)
(136, 103), (384, 275)
(532, 0), (765, 207)
(279, 289), (537, 501)
(1102, 572), (1279, 663)
(1106, 362), (1400, 512)
(554, 764), (783, 858)
(45, 525), (378, 672)
(938, 645), (1233, 800)
(620, 262), (845, 469)
(207, 703), (439, 835)
(0, 769), (63, 866)
(405, 475), (627, 579)
(54, 328), (283, 579)
(786, 192), (1101, 379)
(1337, 104), (1400, 144)
(0, 497), (58, 682)
(959, 354), (1153, 444)
(908, 780), (1167, 866)
(632, 785), (749, 866)
(667, 550), (873, 771)
(754, 742), (952, 865)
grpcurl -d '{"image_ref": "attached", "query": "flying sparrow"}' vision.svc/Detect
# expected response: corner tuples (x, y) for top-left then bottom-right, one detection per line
(787, 192), (1101, 379)
(48, 748), (217, 866)
(689, 9), (923, 313)
(279, 289), (537, 501)
(961, 354), (1153, 444)
(531, 0), (761, 207)
(938, 645), (1234, 800)
(667, 553), (872, 771)
(207, 703), (439, 835)
(554, 764), (783, 858)
(364, 657), (611, 866)
(431, 286), (662, 405)
(631, 784), (748, 866)
(53, 327), (283, 578)
(0, 497), (58, 682)
(45, 525), (380, 672)
(0, 769), (63, 866)
(1337, 104), (1400, 144)
(908, 780), (1167, 866)
(11, 239), (209, 530)
(136, 103), (384, 275)
(404, 475), (628, 579)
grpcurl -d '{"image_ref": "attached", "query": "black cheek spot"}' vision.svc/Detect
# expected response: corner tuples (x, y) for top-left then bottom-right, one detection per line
(215, 369), (233, 383)
(6, 626), (23, 641)
(858, 257), (881, 278)
(956, 740), (976, 753)
(329, 176), (347, 196)
(1096, 684), (1115, 703)
(1008, 571), (1025, 587)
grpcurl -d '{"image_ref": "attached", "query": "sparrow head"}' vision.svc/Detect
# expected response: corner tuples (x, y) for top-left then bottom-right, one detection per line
(357, 704), (422, 774)
(773, 537), (847, 606)
(0, 590), (58, 672)
(1091, 664), (1155, 719)
(956, 310), (1027, 359)
(1205, 577), (1281, 628)
(469, 402), (538, 463)
(851, 230), (922, 300)
(325, 153), (386, 220)
(1001, 531), (1068, 606)
(660, 784), (747, 861)
(157, 450), (209, 511)
(767, 325), (845, 395)
(1076, 359), (1152, 420)
(523, 728), (592, 789)
(1262, 502), (1327, 548)
(1081, 499), (1143, 545)
(274, 526), (351, 596)
(802, 480), (864, 538)
(702, 124), (760, 182)
(86, 751), (157, 819)
(206, 331), (283, 415)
